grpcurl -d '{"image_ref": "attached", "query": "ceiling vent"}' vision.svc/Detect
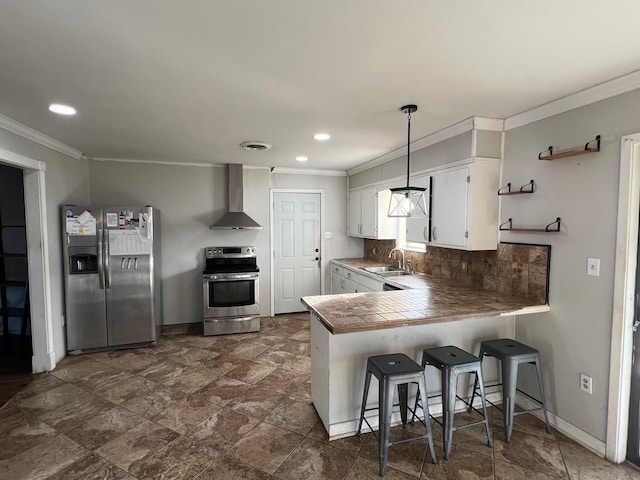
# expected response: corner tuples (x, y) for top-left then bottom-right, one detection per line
(239, 141), (272, 151)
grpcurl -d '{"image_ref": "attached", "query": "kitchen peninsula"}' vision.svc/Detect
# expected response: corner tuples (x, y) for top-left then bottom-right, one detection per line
(301, 258), (549, 440)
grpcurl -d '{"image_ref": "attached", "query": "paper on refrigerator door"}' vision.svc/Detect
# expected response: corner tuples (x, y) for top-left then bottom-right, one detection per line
(66, 210), (97, 236)
(108, 229), (151, 255)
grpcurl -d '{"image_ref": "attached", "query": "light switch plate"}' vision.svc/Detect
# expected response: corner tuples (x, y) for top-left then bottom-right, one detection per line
(324, 232), (332, 239)
(587, 258), (600, 276)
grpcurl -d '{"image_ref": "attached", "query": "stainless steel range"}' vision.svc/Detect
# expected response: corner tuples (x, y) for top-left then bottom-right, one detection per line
(202, 246), (260, 335)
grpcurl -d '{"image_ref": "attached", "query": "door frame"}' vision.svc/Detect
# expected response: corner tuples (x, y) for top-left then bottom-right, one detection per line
(269, 189), (324, 317)
(0, 147), (55, 372)
(608, 133), (640, 462)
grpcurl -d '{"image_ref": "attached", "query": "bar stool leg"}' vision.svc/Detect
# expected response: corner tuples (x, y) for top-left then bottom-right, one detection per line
(417, 376), (437, 465)
(379, 377), (394, 476)
(468, 348), (486, 410)
(356, 371), (372, 436)
(442, 368), (457, 460)
(502, 358), (518, 443)
(475, 367), (493, 447)
(398, 383), (409, 427)
(534, 358), (552, 434)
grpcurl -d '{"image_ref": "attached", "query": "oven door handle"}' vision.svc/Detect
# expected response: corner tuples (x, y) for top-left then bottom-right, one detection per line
(204, 273), (259, 281)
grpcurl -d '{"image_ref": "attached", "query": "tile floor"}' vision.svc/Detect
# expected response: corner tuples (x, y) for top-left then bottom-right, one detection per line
(1, 313), (640, 479)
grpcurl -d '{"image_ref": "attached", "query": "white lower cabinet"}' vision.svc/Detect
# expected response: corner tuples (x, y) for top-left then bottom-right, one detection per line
(330, 262), (384, 294)
(331, 265), (356, 294)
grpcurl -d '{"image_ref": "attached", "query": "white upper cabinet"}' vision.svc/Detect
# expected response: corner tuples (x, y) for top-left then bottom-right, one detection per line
(405, 173), (431, 243)
(429, 159), (500, 250)
(430, 167), (469, 248)
(348, 187), (397, 239)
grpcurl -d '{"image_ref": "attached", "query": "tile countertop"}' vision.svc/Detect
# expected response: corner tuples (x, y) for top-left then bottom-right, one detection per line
(301, 258), (549, 334)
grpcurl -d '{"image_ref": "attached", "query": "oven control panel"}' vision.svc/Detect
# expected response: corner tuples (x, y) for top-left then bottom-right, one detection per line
(206, 246), (256, 258)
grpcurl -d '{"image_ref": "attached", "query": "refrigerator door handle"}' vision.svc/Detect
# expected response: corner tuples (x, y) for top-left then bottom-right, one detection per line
(105, 230), (111, 289)
(98, 227), (105, 289)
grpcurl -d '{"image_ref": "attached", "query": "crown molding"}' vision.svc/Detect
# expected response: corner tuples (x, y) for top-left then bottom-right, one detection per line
(505, 69), (640, 130)
(92, 157), (220, 168)
(347, 116), (501, 176)
(271, 167), (346, 176)
(0, 113), (84, 160)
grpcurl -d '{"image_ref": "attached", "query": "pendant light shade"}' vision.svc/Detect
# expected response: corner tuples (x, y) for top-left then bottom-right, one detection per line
(388, 105), (427, 217)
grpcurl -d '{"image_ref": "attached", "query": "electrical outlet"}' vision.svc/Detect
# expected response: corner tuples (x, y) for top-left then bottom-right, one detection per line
(580, 373), (593, 394)
(324, 232), (332, 239)
(587, 258), (600, 276)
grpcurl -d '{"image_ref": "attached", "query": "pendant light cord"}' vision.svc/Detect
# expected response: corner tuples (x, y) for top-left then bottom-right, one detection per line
(405, 110), (411, 188)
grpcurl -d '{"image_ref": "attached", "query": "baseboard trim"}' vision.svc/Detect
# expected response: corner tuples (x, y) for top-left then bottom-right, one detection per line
(516, 393), (606, 458)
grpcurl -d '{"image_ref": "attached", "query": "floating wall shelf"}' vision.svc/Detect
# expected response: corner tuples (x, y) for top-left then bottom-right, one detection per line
(499, 217), (561, 233)
(498, 180), (535, 196)
(538, 135), (600, 161)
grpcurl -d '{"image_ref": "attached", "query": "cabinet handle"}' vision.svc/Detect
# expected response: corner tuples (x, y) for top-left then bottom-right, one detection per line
(432, 226), (437, 241)
(334, 267), (338, 272)
(347, 272), (351, 278)
(358, 224), (362, 234)
(423, 226), (428, 241)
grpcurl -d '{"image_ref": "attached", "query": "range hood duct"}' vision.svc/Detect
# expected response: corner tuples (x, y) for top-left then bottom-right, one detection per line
(210, 164), (263, 230)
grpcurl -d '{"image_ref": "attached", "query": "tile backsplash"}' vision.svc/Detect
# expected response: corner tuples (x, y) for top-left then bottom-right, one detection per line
(363, 239), (550, 305)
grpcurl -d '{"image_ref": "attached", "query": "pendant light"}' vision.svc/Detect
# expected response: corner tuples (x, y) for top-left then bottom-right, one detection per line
(388, 104), (427, 217)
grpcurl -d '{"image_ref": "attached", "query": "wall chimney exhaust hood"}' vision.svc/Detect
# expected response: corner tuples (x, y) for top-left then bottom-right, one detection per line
(210, 164), (263, 230)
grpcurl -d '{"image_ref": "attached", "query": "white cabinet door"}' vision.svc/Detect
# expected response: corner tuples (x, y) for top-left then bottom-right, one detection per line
(331, 270), (341, 295)
(431, 167), (469, 248)
(406, 174), (431, 243)
(348, 190), (362, 236)
(348, 188), (397, 239)
(342, 277), (357, 293)
(360, 187), (377, 238)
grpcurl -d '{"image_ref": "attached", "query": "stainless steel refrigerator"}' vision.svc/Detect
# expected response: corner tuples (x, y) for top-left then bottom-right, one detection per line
(61, 205), (162, 354)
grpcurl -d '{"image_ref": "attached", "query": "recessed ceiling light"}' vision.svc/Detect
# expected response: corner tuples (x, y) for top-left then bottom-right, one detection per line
(313, 133), (330, 141)
(48, 103), (77, 115)
(296, 156), (308, 162)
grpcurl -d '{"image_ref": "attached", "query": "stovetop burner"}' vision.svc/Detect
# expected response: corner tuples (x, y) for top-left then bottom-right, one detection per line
(203, 246), (259, 275)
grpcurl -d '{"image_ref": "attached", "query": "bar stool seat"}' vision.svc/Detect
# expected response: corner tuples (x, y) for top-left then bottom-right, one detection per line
(356, 353), (437, 476)
(413, 345), (493, 460)
(469, 338), (551, 442)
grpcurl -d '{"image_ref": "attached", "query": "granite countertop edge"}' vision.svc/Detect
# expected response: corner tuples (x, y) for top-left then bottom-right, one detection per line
(302, 257), (549, 335)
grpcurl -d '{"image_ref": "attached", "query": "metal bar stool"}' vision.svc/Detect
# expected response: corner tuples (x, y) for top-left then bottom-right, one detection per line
(413, 345), (493, 459)
(469, 338), (551, 442)
(356, 353), (437, 476)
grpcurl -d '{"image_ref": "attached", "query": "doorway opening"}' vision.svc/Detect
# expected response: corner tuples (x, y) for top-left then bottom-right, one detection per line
(609, 133), (640, 463)
(0, 163), (31, 373)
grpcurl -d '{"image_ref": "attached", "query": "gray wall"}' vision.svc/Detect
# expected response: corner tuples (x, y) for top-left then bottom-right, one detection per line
(0, 129), (90, 362)
(89, 162), (361, 324)
(271, 173), (363, 294)
(502, 88), (640, 442)
(89, 161), (271, 323)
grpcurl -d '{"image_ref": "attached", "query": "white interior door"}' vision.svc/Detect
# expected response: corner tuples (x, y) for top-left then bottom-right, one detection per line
(273, 192), (321, 314)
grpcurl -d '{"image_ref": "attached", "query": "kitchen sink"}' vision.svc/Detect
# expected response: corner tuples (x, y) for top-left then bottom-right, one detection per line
(363, 266), (413, 277)
(376, 270), (414, 277)
(363, 266), (405, 273)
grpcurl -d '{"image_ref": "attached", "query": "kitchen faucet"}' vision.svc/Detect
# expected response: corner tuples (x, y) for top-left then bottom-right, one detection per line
(388, 248), (405, 270)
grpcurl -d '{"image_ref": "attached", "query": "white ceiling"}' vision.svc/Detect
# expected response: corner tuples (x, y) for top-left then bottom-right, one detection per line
(1, 0), (639, 171)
